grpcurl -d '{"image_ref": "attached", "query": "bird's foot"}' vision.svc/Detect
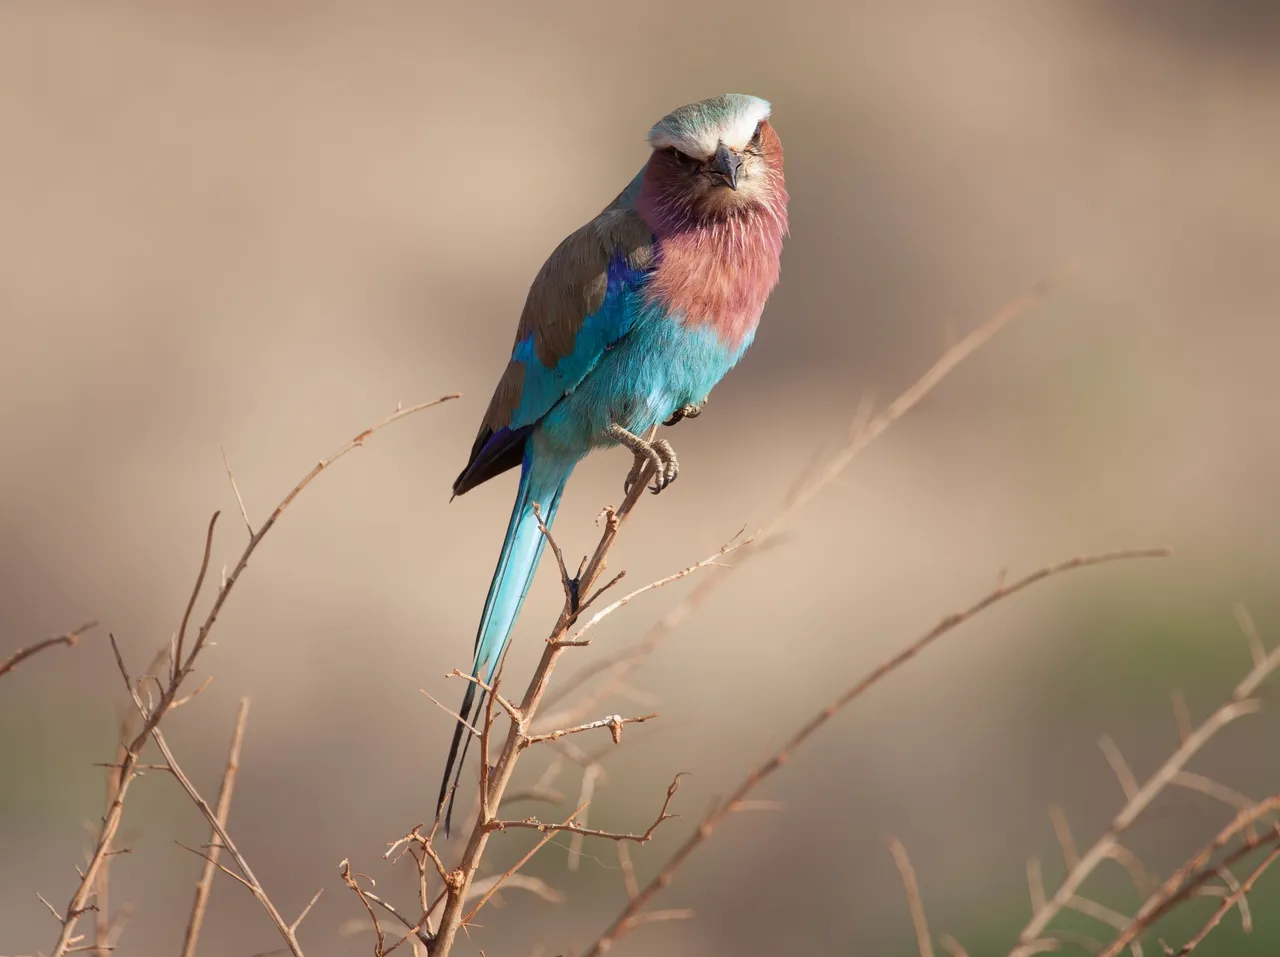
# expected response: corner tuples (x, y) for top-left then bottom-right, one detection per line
(663, 402), (705, 427)
(649, 438), (679, 494)
(609, 424), (680, 496)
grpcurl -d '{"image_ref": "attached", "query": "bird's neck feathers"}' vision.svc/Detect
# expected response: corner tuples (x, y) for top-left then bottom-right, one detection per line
(635, 123), (788, 350)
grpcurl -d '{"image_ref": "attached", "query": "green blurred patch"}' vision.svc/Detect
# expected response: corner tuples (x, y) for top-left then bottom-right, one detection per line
(931, 847), (1280, 955)
(1042, 583), (1279, 707)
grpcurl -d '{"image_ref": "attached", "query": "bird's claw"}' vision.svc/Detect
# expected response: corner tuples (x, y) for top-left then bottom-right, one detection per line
(663, 402), (704, 427)
(648, 439), (679, 494)
(611, 423), (680, 497)
(623, 452), (654, 497)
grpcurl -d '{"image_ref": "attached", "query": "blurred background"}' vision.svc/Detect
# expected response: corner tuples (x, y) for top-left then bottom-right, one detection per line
(3, 1), (1280, 954)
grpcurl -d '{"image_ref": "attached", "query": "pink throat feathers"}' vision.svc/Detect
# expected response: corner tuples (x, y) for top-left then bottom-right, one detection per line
(636, 161), (788, 350)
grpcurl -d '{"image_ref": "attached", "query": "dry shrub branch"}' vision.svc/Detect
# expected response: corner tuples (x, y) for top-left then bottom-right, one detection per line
(16, 264), (1260, 957)
(0, 621), (99, 681)
(582, 546), (1168, 957)
(23, 394), (458, 957)
(884, 606), (1280, 957)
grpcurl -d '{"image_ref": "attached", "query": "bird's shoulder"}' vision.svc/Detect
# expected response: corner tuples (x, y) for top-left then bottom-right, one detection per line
(513, 178), (656, 367)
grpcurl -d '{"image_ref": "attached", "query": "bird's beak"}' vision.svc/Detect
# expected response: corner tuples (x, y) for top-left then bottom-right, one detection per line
(710, 142), (744, 190)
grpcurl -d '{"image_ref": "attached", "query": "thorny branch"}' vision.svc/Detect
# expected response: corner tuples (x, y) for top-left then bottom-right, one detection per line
(344, 442), (741, 955)
(489, 773), (682, 841)
(1096, 798), (1280, 957)
(882, 611), (1280, 957)
(582, 546), (1167, 956)
(422, 436), (740, 956)
(888, 837), (935, 957)
(41, 394), (458, 957)
(523, 712), (658, 746)
(1013, 608), (1280, 956)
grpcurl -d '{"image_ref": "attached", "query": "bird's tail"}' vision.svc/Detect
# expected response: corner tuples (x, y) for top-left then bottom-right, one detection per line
(437, 446), (574, 834)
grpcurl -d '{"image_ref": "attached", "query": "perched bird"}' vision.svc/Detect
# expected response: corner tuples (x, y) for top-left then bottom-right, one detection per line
(438, 93), (788, 829)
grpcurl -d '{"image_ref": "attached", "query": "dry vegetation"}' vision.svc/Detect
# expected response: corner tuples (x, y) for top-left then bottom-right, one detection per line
(5, 267), (1277, 957)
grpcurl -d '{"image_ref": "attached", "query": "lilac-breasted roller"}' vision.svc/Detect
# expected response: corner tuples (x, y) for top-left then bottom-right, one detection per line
(438, 94), (789, 827)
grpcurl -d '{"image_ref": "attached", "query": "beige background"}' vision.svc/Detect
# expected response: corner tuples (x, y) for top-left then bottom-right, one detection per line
(3, 2), (1280, 954)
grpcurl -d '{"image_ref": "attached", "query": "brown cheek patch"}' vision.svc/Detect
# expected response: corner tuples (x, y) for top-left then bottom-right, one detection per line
(758, 121), (783, 168)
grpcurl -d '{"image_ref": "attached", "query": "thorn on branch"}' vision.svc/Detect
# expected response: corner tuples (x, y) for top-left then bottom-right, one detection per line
(289, 888), (324, 935)
(444, 671), (522, 724)
(582, 544), (1167, 957)
(1026, 856), (1047, 916)
(1098, 735), (1141, 803)
(1049, 805), (1080, 870)
(1232, 603), (1266, 670)
(420, 689), (482, 738)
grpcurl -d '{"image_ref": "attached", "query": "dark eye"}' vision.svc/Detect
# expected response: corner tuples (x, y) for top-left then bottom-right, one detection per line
(668, 147), (699, 168)
(749, 122), (764, 145)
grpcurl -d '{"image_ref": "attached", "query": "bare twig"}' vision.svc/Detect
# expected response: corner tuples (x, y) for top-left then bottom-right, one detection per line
(887, 837), (935, 957)
(617, 843), (639, 901)
(559, 535), (750, 646)
(1026, 858), (1047, 916)
(0, 621), (99, 680)
(1171, 771), (1259, 815)
(1233, 604), (1266, 669)
(567, 762), (603, 872)
(151, 722), (305, 955)
(425, 443), (666, 957)
(341, 859), (387, 957)
(352, 888), (433, 950)
(1170, 690), (1193, 746)
(420, 689), (482, 738)
(1049, 806), (1080, 871)
(180, 698), (251, 957)
(91, 709), (141, 957)
(171, 512), (219, 683)
(1098, 735), (1141, 802)
(1099, 799), (1280, 957)
(176, 843), (254, 893)
(291, 889), (325, 935)
(524, 712), (658, 746)
(462, 804), (589, 926)
(1065, 896), (1134, 933)
(221, 445), (254, 537)
(1175, 842), (1280, 955)
(444, 671), (522, 724)
(490, 773), (681, 843)
(584, 547), (1165, 956)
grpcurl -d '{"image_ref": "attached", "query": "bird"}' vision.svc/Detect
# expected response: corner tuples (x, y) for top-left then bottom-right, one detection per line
(437, 93), (788, 831)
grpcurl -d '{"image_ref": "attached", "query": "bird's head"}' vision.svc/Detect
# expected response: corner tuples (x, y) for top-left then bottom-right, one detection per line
(644, 94), (784, 217)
